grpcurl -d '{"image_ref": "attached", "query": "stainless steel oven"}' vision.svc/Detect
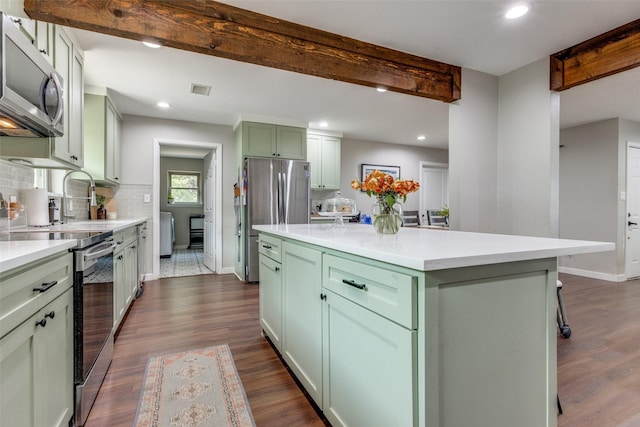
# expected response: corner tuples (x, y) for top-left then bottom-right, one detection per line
(73, 234), (115, 426)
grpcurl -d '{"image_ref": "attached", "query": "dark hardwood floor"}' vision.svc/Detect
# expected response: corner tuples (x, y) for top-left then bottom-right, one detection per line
(85, 272), (640, 426)
(557, 273), (640, 427)
(85, 273), (328, 427)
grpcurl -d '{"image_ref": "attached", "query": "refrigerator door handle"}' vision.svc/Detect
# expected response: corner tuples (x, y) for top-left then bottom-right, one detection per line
(277, 172), (284, 224)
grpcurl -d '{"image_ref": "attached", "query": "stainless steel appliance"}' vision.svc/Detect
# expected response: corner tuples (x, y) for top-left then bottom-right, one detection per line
(72, 233), (115, 427)
(243, 157), (310, 282)
(0, 12), (64, 137)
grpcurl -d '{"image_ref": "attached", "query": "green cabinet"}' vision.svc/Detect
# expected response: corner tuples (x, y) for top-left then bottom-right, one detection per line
(0, 25), (84, 169)
(258, 234), (283, 351)
(239, 121), (307, 160)
(322, 254), (417, 427)
(53, 26), (84, 168)
(259, 234), (418, 425)
(35, 21), (54, 64)
(113, 227), (138, 332)
(0, 252), (74, 427)
(281, 241), (323, 406)
(307, 134), (341, 190)
(84, 93), (122, 186)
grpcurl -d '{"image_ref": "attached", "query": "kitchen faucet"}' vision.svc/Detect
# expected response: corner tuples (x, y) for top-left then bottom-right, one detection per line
(62, 170), (97, 223)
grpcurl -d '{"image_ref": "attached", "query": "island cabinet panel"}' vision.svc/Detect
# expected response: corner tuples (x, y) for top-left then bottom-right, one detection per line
(258, 234), (283, 351)
(256, 228), (569, 427)
(425, 262), (557, 427)
(281, 241), (323, 406)
(322, 291), (417, 427)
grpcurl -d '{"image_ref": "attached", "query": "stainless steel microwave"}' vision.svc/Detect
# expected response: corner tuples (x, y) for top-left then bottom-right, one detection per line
(0, 12), (64, 137)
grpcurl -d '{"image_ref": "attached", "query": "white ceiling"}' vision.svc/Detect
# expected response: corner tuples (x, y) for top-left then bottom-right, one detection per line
(67, 1), (640, 156)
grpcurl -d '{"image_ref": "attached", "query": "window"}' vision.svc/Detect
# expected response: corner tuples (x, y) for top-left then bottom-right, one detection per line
(168, 170), (201, 205)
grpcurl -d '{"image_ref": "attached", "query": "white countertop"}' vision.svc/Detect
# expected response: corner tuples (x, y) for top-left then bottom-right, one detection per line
(6, 218), (147, 234)
(0, 239), (78, 272)
(0, 218), (148, 273)
(253, 223), (615, 271)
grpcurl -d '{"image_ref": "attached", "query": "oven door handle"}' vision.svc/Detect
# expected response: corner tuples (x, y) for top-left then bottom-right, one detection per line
(84, 241), (117, 261)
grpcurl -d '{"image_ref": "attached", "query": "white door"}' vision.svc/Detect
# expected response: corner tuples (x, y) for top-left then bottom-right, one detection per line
(419, 163), (448, 223)
(626, 143), (640, 279)
(203, 153), (216, 271)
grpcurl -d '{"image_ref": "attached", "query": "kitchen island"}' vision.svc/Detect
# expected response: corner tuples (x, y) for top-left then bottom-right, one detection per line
(254, 223), (613, 427)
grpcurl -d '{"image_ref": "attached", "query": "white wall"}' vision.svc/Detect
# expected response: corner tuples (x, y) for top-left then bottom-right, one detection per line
(448, 68), (499, 233)
(120, 115), (236, 270)
(497, 58), (560, 238)
(558, 119), (619, 278)
(338, 138), (448, 216)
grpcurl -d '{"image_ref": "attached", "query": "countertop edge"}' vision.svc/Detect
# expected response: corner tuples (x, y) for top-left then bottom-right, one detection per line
(0, 240), (78, 273)
(254, 224), (615, 271)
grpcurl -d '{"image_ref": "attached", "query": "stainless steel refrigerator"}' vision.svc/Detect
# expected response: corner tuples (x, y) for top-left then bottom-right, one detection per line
(243, 157), (310, 282)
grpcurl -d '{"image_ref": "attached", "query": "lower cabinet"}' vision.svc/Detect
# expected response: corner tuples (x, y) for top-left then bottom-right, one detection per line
(0, 287), (74, 427)
(322, 291), (416, 427)
(113, 227), (138, 331)
(258, 254), (282, 351)
(259, 234), (417, 426)
(281, 241), (323, 406)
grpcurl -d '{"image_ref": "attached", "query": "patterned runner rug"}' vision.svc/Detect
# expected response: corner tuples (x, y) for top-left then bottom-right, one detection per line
(159, 249), (214, 278)
(134, 344), (256, 427)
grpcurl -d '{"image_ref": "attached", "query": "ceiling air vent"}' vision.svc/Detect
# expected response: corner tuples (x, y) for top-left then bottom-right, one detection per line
(190, 83), (212, 96)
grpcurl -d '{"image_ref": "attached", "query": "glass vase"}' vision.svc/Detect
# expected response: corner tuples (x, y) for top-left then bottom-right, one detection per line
(371, 198), (403, 234)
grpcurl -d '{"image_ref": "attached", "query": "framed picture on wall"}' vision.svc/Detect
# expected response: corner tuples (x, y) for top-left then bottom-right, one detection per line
(360, 164), (401, 183)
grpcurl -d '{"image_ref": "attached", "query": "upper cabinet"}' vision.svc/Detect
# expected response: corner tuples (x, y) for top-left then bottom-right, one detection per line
(83, 93), (122, 186)
(0, 24), (84, 169)
(239, 121), (307, 160)
(307, 134), (341, 190)
(53, 26), (83, 168)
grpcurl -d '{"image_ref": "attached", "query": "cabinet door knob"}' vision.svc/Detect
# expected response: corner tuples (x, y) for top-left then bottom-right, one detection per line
(275, 266), (280, 272)
(35, 319), (47, 328)
(45, 311), (55, 319)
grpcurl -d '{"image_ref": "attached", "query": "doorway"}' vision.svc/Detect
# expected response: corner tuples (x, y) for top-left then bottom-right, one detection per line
(418, 161), (449, 225)
(152, 138), (222, 280)
(626, 142), (640, 279)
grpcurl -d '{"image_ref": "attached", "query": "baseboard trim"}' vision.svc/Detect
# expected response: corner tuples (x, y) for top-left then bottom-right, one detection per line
(558, 266), (624, 282)
(219, 266), (235, 275)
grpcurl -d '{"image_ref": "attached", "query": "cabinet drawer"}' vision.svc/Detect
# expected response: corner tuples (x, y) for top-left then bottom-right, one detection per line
(114, 227), (136, 253)
(323, 254), (417, 329)
(0, 252), (73, 339)
(258, 234), (282, 263)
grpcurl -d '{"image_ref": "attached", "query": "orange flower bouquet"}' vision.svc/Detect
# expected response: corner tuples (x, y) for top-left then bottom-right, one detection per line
(351, 170), (420, 233)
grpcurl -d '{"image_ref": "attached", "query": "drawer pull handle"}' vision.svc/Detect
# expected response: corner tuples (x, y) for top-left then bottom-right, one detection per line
(342, 279), (367, 291)
(262, 244), (272, 249)
(45, 311), (55, 319)
(33, 280), (58, 293)
(35, 319), (47, 328)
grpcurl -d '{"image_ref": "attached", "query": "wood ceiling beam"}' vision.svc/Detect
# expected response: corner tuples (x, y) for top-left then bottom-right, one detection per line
(23, 0), (461, 103)
(550, 18), (640, 91)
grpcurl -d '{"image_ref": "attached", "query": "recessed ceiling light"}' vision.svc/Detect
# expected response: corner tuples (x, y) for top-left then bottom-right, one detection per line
(142, 41), (162, 49)
(417, 135), (426, 141)
(318, 121), (329, 128)
(157, 101), (171, 108)
(376, 87), (388, 93)
(505, 4), (530, 19)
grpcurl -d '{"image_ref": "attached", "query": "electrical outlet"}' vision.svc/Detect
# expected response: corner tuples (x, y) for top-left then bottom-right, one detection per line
(144, 194), (151, 203)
